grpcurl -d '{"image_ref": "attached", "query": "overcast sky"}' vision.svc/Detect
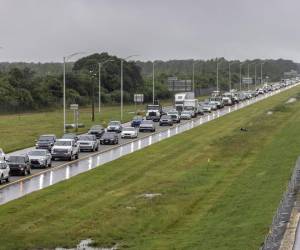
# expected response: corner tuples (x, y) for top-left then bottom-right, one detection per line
(0, 0), (299, 63)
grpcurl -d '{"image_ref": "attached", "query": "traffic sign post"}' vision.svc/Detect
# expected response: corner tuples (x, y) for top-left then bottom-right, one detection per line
(70, 104), (79, 132)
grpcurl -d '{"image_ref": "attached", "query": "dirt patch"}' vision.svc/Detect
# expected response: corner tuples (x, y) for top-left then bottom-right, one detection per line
(267, 111), (273, 115)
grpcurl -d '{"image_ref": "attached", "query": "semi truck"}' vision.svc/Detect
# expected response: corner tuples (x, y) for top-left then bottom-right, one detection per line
(146, 104), (163, 122)
(174, 92), (195, 112)
(183, 99), (198, 118)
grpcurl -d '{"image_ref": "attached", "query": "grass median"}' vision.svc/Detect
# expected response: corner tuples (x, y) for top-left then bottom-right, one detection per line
(0, 87), (300, 249)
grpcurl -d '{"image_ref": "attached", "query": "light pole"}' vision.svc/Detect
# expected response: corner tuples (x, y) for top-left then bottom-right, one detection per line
(240, 62), (244, 91)
(98, 59), (114, 113)
(120, 54), (139, 121)
(229, 62), (237, 92)
(216, 61), (222, 92)
(152, 61), (155, 104)
(248, 62), (256, 90)
(254, 64), (257, 89)
(260, 62), (265, 86)
(89, 69), (97, 122)
(63, 52), (85, 133)
(192, 61), (200, 93)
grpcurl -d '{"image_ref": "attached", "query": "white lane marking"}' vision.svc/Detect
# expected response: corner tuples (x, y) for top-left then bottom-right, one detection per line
(39, 174), (44, 190)
(66, 166), (70, 179)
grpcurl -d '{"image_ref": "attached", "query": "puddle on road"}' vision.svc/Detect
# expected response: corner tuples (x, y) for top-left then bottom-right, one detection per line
(55, 239), (118, 250)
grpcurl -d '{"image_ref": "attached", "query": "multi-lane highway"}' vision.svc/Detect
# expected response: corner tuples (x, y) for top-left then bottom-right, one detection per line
(0, 83), (297, 205)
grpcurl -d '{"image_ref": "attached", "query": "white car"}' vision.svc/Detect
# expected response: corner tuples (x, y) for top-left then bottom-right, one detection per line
(0, 161), (10, 183)
(28, 149), (52, 168)
(180, 110), (192, 120)
(121, 127), (138, 139)
(0, 148), (6, 161)
(51, 139), (79, 161)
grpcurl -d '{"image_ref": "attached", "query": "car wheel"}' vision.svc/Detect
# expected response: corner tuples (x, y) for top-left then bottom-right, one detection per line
(23, 170), (27, 176)
(6, 176), (9, 182)
(0, 174), (3, 184)
(75, 153), (79, 159)
(27, 168), (31, 175)
(48, 162), (52, 168)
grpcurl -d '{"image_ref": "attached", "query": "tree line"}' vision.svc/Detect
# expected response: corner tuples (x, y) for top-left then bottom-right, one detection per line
(0, 54), (298, 113)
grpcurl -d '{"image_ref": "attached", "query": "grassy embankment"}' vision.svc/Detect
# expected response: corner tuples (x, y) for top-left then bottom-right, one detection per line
(0, 87), (300, 249)
(0, 101), (171, 153)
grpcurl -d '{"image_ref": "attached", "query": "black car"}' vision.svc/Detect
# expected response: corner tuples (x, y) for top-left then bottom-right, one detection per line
(35, 134), (56, 151)
(62, 133), (79, 142)
(100, 132), (119, 145)
(7, 155), (31, 176)
(88, 125), (105, 139)
(159, 115), (173, 126)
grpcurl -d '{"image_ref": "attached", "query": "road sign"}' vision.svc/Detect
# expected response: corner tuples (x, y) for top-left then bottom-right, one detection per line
(134, 94), (144, 103)
(70, 104), (79, 110)
(242, 77), (253, 84)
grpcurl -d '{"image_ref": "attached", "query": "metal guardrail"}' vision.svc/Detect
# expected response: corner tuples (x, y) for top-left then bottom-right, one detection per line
(0, 85), (295, 206)
(261, 157), (300, 250)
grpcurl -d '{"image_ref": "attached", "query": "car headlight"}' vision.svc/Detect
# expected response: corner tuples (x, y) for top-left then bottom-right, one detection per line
(35, 143), (39, 146)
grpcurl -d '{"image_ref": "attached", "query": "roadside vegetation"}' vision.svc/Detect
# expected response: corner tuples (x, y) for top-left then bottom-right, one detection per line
(0, 101), (171, 153)
(0, 86), (300, 249)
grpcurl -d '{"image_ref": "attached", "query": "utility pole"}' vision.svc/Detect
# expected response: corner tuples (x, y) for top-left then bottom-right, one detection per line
(239, 63), (244, 91)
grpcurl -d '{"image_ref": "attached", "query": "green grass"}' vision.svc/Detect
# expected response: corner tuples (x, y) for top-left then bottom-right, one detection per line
(0, 87), (300, 249)
(0, 101), (170, 153)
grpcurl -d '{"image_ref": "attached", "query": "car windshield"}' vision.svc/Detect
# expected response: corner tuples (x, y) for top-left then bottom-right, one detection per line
(123, 127), (135, 131)
(39, 136), (54, 141)
(62, 134), (75, 139)
(102, 133), (115, 139)
(184, 107), (194, 110)
(55, 141), (72, 146)
(7, 156), (25, 163)
(182, 111), (190, 114)
(78, 135), (94, 141)
(161, 115), (170, 119)
(168, 112), (177, 115)
(28, 150), (46, 156)
(109, 121), (120, 126)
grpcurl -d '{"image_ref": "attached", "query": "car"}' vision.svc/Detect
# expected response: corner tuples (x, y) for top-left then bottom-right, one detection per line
(0, 161), (9, 183)
(62, 133), (79, 142)
(222, 97), (232, 106)
(131, 116), (143, 127)
(6, 155), (31, 176)
(77, 134), (99, 152)
(100, 132), (119, 145)
(121, 127), (139, 139)
(51, 139), (79, 161)
(159, 115), (173, 126)
(27, 149), (52, 168)
(107, 121), (122, 133)
(209, 102), (218, 110)
(88, 125), (105, 139)
(201, 103), (212, 113)
(0, 148), (6, 161)
(180, 110), (192, 120)
(139, 120), (156, 132)
(197, 105), (204, 115)
(35, 134), (56, 151)
(167, 111), (181, 123)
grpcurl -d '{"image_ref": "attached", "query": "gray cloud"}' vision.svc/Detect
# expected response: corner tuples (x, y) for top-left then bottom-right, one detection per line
(0, 0), (299, 62)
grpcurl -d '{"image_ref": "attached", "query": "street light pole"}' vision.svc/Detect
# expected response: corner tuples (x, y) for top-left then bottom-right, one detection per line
(152, 61), (155, 104)
(217, 62), (219, 92)
(261, 62), (265, 86)
(254, 64), (257, 89)
(62, 52), (85, 133)
(63, 56), (66, 133)
(247, 63), (250, 90)
(239, 63), (244, 91)
(229, 62), (236, 92)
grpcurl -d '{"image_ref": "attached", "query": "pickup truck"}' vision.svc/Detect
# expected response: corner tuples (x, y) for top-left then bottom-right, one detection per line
(51, 139), (79, 161)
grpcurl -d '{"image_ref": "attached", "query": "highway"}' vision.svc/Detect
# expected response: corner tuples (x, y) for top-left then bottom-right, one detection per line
(0, 84), (296, 205)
